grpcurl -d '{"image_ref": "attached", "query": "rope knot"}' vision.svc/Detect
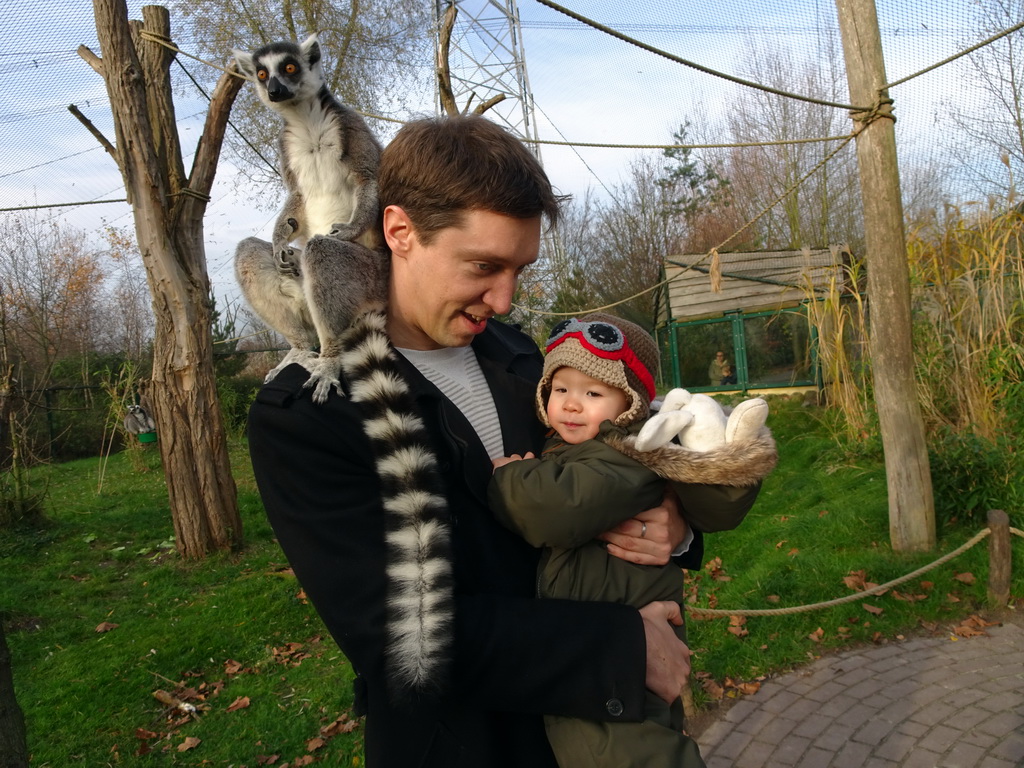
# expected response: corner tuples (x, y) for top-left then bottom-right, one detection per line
(850, 96), (896, 133)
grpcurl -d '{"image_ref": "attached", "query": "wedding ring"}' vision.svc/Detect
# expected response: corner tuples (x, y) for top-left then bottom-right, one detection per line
(640, 521), (647, 538)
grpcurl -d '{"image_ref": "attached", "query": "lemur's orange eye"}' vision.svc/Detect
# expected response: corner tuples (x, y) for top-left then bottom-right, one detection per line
(285, 63), (297, 74)
(257, 68), (268, 81)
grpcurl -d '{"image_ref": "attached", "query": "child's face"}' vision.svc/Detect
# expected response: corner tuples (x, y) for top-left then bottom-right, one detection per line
(546, 367), (630, 444)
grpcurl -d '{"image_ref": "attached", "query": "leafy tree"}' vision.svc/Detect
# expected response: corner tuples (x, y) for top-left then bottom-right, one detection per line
(658, 122), (730, 224)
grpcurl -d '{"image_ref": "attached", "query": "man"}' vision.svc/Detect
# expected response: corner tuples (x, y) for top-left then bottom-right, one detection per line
(248, 115), (759, 767)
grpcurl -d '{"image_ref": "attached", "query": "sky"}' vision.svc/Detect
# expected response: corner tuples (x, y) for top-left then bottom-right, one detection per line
(0, 0), (1001, 306)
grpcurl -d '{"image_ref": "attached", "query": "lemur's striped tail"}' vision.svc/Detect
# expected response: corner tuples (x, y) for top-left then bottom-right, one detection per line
(340, 304), (453, 696)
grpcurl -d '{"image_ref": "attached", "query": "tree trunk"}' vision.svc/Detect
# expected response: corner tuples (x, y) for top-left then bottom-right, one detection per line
(89, 0), (244, 557)
(835, 0), (936, 551)
(0, 622), (29, 768)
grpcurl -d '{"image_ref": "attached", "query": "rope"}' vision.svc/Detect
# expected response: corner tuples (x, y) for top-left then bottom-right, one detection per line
(884, 20), (1024, 91)
(523, 135), (854, 150)
(515, 131), (856, 318)
(0, 199), (127, 212)
(535, 0), (867, 113)
(139, 30), (250, 82)
(686, 527), (1001, 618)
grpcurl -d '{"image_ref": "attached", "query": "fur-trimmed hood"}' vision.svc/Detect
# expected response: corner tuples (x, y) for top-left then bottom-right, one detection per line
(600, 421), (777, 488)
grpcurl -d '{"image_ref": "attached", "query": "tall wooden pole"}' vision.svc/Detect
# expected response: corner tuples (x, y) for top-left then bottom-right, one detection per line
(835, 0), (935, 552)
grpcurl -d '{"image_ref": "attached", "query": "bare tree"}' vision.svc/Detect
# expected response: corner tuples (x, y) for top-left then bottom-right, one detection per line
(587, 156), (688, 329)
(943, 0), (1024, 200)
(174, 0), (431, 189)
(96, 227), (155, 363)
(0, 215), (105, 381)
(82, 2), (244, 558)
(721, 37), (862, 251)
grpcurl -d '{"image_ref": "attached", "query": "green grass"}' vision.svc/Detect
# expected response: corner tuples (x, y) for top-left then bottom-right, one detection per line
(684, 395), (1023, 706)
(2, 445), (363, 767)
(2, 398), (1021, 764)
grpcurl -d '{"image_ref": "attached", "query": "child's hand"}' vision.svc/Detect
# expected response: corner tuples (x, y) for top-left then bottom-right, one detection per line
(491, 452), (536, 471)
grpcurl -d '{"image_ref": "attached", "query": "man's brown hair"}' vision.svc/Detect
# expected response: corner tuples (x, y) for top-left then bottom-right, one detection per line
(378, 115), (562, 244)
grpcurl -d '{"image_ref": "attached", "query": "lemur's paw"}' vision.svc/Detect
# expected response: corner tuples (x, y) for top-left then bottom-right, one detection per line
(276, 249), (300, 277)
(302, 356), (345, 404)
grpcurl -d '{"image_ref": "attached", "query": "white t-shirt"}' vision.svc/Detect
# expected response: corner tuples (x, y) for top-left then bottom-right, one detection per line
(397, 345), (505, 461)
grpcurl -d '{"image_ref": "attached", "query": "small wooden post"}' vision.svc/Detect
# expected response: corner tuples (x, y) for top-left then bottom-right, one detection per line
(987, 509), (1011, 607)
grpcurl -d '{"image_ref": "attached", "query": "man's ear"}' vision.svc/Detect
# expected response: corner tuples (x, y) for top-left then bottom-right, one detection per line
(383, 205), (416, 257)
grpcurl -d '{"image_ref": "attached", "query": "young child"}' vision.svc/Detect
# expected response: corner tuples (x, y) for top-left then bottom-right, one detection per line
(720, 364), (737, 386)
(489, 313), (772, 768)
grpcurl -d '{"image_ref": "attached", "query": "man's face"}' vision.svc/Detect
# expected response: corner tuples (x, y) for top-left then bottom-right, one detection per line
(385, 207), (540, 350)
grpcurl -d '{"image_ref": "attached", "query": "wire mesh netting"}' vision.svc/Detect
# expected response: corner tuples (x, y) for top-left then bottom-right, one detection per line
(0, 0), (1020, 312)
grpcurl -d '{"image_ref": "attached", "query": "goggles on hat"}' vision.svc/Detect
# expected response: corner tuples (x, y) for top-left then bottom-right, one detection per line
(545, 318), (656, 402)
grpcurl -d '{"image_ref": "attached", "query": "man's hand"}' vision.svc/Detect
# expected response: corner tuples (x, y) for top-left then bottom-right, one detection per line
(598, 487), (687, 565)
(640, 601), (691, 704)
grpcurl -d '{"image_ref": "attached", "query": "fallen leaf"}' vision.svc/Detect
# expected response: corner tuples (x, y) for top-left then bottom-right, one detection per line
(256, 755), (280, 765)
(947, 593), (961, 603)
(787, 548), (799, 557)
(843, 570), (866, 591)
(863, 603), (883, 615)
(920, 580), (934, 591)
(307, 737), (326, 752)
(766, 595), (780, 604)
(177, 737), (201, 752)
(953, 572), (976, 584)
(727, 615), (748, 638)
(95, 622), (119, 633)
(701, 678), (724, 700)
(322, 714), (360, 736)
(952, 615), (995, 638)
(227, 696), (250, 712)
(818, 509), (829, 517)
(775, 540), (788, 549)
(808, 627), (824, 643)
(293, 756), (315, 766)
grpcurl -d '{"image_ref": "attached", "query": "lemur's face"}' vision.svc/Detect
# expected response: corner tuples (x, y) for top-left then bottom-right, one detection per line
(233, 35), (322, 109)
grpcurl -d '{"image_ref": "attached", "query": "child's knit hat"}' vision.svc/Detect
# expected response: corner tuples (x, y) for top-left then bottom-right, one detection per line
(537, 312), (660, 428)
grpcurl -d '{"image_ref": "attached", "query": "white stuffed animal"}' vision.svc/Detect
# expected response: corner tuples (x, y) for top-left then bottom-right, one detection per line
(635, 389), (769, 453)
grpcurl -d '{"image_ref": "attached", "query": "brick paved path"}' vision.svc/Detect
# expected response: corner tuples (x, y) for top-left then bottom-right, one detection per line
(696, 621), (1024, 767)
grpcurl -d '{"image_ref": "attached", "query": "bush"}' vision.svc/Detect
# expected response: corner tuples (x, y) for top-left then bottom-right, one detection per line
(927, 427), (1023, 527)
(217, 374), (263, 437)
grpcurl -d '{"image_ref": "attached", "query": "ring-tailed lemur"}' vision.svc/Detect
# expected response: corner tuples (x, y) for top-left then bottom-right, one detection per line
(233, 34), (388, 402)
(235, 37), (454, 695)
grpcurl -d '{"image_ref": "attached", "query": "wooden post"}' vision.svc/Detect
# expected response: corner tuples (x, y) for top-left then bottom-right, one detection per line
(834, 0), (935, 552)
(987, 509), (1011, 607)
